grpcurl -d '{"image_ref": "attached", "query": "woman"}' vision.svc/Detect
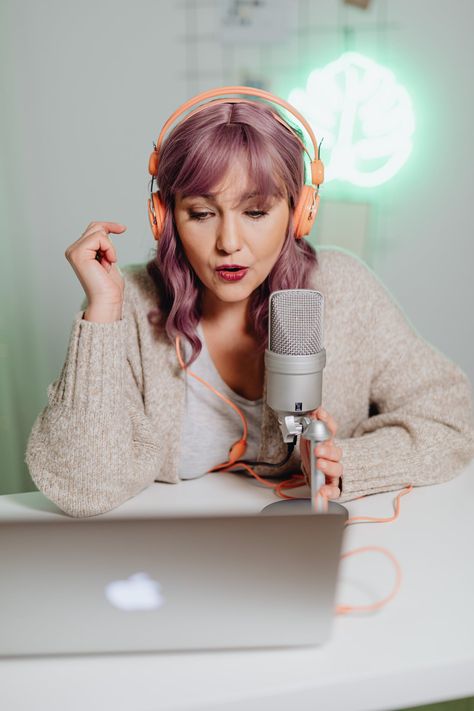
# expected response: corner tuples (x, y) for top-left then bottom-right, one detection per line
(25, 96), (474, 518)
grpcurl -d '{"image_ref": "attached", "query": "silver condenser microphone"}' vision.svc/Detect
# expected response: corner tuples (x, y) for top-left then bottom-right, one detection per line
(264, 289), (333, 513)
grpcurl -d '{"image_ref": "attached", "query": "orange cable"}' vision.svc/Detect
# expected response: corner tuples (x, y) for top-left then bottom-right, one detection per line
(176, 335), (413, 614)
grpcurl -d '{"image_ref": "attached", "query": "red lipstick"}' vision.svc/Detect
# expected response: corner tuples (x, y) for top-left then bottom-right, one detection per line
(215, 265), (249, 282)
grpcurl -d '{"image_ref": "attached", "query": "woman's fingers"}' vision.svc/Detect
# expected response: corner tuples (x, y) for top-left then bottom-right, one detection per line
(320, 484), (341, 499)
(84, 225), (126, 261)
(82, 221), (127, 237)
(312, 406), (338, 439)
(64, 221), (127, 307)
(66, 223), (127, 263)
(316, 458), (342, 480)
(315, 440), (342, 462)
(314, 434), (342, 498)
(300, 408), (343, 499)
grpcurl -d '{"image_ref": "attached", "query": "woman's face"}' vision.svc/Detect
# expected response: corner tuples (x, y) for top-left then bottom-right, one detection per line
(173, 158), (290, 312)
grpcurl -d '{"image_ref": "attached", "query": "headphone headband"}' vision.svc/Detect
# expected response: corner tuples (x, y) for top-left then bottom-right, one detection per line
(148, 85), (324, 187)
(147, 85), (324, 241)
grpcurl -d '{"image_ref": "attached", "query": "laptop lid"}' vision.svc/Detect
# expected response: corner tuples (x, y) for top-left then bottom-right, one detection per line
(0, 508), (347, 656)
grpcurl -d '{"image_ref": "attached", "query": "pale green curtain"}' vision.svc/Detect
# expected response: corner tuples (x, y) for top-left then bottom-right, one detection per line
(0, 169), (44, 496)
(0, 9), (45, 495)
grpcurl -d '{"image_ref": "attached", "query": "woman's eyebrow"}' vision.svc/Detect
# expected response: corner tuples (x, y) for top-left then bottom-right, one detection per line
(182, 191), (262, 205)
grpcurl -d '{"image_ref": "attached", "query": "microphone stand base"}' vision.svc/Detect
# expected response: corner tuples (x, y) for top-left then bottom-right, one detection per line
(260, 498), (348, 516)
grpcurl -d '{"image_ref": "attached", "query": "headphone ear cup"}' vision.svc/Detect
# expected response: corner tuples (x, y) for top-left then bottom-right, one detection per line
(293, 185), (320, 239)
(148, 190), (166, 241)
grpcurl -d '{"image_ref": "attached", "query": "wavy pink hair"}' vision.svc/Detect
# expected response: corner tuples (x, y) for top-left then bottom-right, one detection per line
(146, 100), (319, 367)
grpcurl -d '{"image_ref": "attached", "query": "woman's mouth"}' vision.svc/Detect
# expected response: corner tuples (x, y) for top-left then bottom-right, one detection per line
(215, 266), (249, 282)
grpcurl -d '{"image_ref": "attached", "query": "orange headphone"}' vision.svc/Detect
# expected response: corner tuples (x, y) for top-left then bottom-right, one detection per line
(147, 85), (324, 242)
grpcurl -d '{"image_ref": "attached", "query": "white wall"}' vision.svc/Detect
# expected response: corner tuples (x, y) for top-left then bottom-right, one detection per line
(1, 0), (473, 492)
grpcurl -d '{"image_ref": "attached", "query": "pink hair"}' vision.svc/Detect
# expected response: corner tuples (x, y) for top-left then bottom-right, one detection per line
(146, 100), (319, 367)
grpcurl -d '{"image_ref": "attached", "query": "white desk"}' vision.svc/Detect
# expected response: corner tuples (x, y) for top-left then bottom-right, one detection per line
(1, 463), (473, 711)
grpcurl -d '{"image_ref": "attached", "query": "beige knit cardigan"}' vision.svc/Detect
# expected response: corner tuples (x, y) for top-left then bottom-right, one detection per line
(25, 247), (474, 517)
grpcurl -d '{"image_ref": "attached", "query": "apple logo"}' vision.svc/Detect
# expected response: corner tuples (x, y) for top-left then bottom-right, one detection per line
(105, 572), (165, 611)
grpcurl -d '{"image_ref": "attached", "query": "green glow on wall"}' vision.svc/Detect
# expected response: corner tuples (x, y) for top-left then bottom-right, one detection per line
(288, 52), (416, 187)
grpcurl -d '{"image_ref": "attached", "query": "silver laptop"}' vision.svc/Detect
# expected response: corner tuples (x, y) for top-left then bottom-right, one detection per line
(0, 505), (347, 657)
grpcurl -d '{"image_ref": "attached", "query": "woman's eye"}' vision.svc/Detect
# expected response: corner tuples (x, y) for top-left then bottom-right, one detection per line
(188, 210), (268, 221)
(189, 211), (211, 221)
(246, 211), (268, 219)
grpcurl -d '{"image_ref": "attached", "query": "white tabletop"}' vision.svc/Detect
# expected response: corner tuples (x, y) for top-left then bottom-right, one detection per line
(1, 463), (473, 711)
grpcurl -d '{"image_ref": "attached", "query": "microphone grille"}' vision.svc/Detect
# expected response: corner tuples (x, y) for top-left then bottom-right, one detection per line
(269, 289), (324, 355)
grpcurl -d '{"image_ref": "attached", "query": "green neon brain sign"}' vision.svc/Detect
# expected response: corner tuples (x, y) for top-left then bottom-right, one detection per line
(288, 52), (416, 187)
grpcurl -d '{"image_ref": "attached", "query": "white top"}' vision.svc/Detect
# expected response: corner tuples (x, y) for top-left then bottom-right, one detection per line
(177, 321), (263, 479)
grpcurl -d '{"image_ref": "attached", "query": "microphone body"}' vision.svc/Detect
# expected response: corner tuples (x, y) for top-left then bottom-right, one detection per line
(264, 349), (326, 417)
(264, 289), (331, 512)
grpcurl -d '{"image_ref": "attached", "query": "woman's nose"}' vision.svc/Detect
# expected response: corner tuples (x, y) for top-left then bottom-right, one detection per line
(215, 213), (243, 253)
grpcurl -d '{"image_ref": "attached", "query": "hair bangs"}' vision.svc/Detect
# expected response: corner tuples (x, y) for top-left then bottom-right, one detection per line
(171, 121), (287, 212)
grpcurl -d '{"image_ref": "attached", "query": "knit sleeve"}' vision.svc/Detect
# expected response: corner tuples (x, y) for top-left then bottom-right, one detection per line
(24, 280), (166, 518)
(333, 257), (474, 504)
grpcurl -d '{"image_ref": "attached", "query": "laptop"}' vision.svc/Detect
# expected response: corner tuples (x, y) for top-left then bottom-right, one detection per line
(0, 504), (347, 657)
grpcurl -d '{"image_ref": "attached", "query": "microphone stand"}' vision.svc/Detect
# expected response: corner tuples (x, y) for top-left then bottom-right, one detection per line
(277, 414), (331, 513)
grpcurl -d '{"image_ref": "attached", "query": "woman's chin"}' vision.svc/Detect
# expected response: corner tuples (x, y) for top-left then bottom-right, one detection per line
(210, 273), (255, 298)
(215, 287), (252, 303)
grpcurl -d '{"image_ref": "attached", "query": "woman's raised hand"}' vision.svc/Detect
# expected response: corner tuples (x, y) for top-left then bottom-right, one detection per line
(65, 222), (127, 321)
